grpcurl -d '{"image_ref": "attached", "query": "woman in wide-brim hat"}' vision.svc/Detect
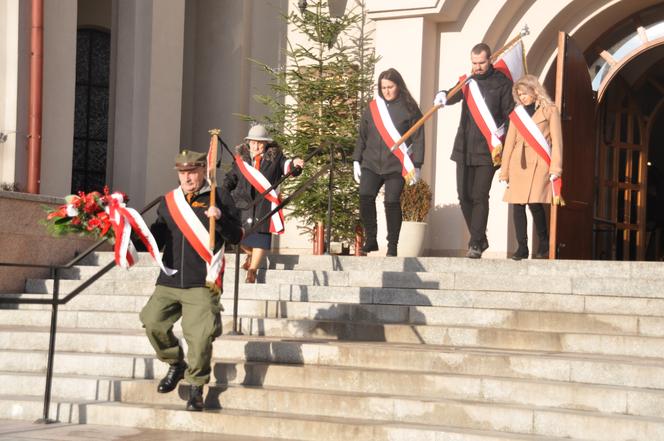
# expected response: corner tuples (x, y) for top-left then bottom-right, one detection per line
(222, 124), (304, 283)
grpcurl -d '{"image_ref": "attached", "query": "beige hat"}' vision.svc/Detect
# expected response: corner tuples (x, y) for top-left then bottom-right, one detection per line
(174, 149), (206, 170)
(245, 124), (273, 142)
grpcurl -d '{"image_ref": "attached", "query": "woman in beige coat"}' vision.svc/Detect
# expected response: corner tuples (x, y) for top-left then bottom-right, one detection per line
(499, 75), (563, 260)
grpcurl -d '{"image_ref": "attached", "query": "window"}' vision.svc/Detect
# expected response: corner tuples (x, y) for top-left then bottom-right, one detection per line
(72, 28), (110, 193)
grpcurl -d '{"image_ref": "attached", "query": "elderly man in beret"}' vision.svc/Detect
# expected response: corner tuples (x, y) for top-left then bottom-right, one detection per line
(139, 149), (243, 411)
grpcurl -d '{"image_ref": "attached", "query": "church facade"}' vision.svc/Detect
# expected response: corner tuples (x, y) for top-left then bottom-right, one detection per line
(1, 0), (663, 259)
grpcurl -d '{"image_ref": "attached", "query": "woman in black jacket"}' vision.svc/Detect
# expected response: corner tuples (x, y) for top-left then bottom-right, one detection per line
(353, 68), (424, 256)
(223, 125), (303, 283)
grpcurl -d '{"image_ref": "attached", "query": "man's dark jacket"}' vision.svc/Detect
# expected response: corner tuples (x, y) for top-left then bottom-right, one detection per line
(222, 143), (296, 234)
(447, 66), (514, 166)
(150, 185), (243, 289)
(353, 96), (424, 175)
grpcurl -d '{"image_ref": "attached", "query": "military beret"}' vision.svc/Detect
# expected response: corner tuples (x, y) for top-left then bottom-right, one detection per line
(174, 149), (206, 170)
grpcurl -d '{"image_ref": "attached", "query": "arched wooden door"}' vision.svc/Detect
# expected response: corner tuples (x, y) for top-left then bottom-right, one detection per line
(596, 80), (649, 260)
(548, 32), (596, 259)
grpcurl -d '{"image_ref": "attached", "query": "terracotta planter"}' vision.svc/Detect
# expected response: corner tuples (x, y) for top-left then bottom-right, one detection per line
(397, 221), (427, 257)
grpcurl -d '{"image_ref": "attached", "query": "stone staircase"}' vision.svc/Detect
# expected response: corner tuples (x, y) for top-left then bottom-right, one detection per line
(1, 253), (664, 440)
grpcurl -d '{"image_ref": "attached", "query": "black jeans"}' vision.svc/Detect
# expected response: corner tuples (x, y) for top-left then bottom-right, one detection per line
(512, 203), (548, 250)
(456, 162), (496, 247)
(359, 169), (404, 250)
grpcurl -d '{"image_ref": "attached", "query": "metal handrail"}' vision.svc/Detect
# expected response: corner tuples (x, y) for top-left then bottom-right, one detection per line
(0, 195), (161, 423)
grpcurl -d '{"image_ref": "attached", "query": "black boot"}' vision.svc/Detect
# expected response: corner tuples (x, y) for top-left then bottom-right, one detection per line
(512, 204), (529, 261)
(360, 195), (378, 253)
(186, 385), (204, 411)
(530, 203), (549, 259)
(384, 202), (402, 257)
(157, 360), (186, 393)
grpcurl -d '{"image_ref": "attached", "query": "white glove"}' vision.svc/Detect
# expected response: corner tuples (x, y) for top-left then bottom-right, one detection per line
(353, 161), (362, 184)
(494, 123), (506, 139)
(410, 168), (421, 186)
(434, 91), (447, 106)
(549, 174), (560, 182)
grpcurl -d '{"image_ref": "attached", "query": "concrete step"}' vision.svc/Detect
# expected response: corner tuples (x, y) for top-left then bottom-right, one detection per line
(22, 265), (664, 301)
(4, 359), (664, 419)
(0, 393), (584, 441)
(2, 302), (660, 338)
(112, 380), (664, 440)
(0, 394), (82, 423)
(0, 371), (120, 401)
(123, 375), (664, 420)
(3, 315), (664, 357)
(0, 418), (299, 441)
(20, 274), (664, 318)
(79, 400), (601, 441)
(81, 252), (664, 280)
(9, 289), (664, 332)
(2, 331), (664, 390)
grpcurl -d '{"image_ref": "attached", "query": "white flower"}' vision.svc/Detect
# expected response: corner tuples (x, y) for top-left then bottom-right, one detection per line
(66, 204), (79, 217)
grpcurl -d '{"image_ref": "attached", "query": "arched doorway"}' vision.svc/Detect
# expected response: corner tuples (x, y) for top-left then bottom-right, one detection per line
(540, 4), (664, 260)
(593, 43), (664, 261)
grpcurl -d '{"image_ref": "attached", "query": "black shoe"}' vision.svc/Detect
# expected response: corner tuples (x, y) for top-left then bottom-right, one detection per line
(186, 385), (204, 411)
(534, 243), (549, 259)
(480, 238), (489, 252)
(361, 238), (378, 253)
(466, 245), (482, 259)
(511, 247), (529, 261)
(157, 361), (186, 393)
(386, 243), (397, 257)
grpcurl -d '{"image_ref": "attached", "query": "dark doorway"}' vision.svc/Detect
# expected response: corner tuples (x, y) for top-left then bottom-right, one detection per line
(71, 28), (111, 193)
(646, 107), (664, 260)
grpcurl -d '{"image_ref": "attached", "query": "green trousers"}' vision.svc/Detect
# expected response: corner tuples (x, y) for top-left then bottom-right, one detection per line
(139, 285), (222, 386)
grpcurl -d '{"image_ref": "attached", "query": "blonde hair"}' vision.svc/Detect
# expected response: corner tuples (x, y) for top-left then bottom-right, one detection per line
(512, 74), (553, 108)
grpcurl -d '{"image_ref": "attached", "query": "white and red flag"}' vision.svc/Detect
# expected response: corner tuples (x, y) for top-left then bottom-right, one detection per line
(509, 105), (565, 205)
(165, 188), (226, 290)
(494, 40), (526, 82)
(369, 97), (417, 183)
(234, 155), (285, 234)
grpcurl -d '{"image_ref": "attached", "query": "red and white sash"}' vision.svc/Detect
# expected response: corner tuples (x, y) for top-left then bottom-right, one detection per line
(234, 155), (285, 234)
(165, 188), (226, 289)
(458, 40), (527, 165)
(509, 105), (564, 205)
(106, 193), (177, 275)
(461, 74), (505, 164)
(369, 97), (416, 182)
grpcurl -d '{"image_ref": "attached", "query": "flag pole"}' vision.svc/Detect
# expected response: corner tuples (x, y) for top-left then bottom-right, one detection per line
(388, 25), (530, 155)
(207, 128), (221, 293)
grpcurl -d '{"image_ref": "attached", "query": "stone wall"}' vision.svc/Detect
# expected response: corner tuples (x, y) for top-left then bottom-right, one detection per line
(0, 191), (104, 293)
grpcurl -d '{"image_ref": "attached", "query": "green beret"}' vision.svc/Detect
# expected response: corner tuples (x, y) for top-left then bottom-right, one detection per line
(174, 149), (206, 170)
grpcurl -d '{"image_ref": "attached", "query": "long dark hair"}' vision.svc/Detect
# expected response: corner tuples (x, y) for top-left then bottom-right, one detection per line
(377, 68), (421, 116)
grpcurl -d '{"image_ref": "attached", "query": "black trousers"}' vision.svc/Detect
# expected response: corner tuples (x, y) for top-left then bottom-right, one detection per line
(512, 203), (548, 250)
(359, 169), (404, 249)
(456, 162), (496, 247)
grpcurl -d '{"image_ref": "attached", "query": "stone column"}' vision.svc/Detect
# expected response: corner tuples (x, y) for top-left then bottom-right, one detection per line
(40, 0), (78, 195)
(0, 0), (21, 188)
(111, 0), (186, 209)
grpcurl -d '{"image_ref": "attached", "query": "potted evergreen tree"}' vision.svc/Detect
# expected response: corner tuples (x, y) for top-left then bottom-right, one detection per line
(398, 180), (432, 256)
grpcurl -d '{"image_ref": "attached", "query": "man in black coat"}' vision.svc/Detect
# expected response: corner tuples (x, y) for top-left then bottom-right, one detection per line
(140, 150), (243, 411)
(436, 43), (513, 258)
